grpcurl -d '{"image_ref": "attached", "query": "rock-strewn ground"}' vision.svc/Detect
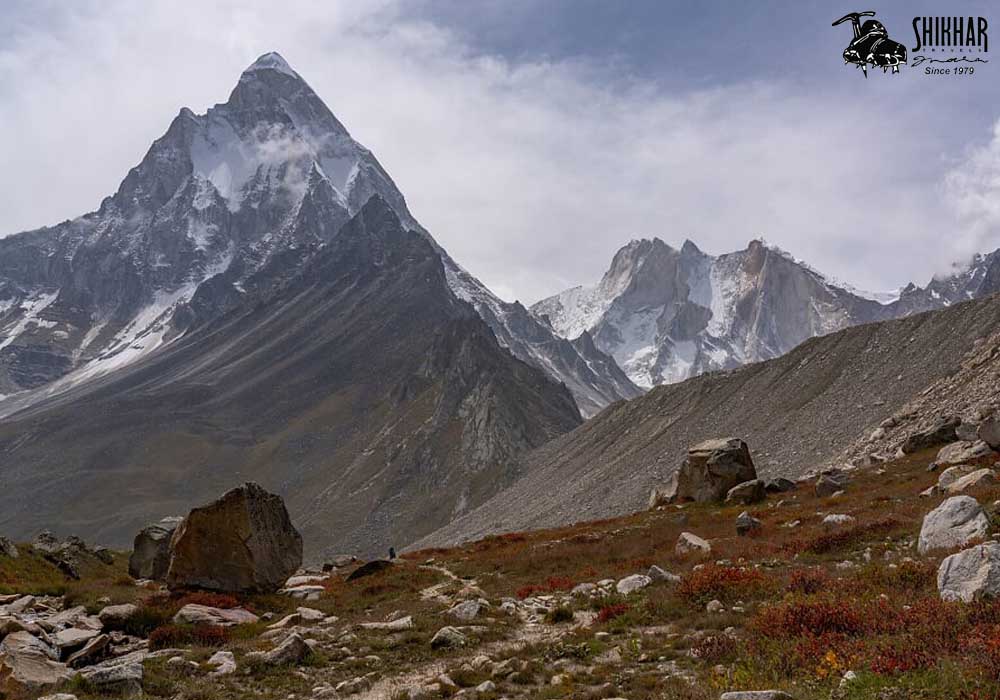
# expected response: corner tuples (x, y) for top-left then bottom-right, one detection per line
(4, 448), (1000, 699)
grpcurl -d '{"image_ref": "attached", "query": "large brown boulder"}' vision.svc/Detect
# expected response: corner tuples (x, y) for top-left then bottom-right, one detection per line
(166, 483), (303, 593)
(128, 516), (183, 580)
(654, 438), (757, 504)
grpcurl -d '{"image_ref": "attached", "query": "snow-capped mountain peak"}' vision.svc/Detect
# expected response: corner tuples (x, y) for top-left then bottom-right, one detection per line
(241, 51), (299, 79)
(0, 52), (639, 419)
(532, 238), (921, 389)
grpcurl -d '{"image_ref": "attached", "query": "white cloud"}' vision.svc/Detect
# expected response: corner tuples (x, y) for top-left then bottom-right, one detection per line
(943, 118), (1000, 269)
(0, 0), (993, 303)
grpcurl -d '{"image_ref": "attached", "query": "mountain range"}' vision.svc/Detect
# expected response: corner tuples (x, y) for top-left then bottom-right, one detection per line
(2, 52), (1000, 557)
(533, 237), (1000, 389)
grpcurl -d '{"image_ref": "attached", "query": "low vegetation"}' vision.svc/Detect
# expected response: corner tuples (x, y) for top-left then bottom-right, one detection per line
(4, 448), (1000, 699)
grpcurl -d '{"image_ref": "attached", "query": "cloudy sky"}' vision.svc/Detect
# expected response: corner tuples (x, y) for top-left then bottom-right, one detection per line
(2, 0), (1000, 303)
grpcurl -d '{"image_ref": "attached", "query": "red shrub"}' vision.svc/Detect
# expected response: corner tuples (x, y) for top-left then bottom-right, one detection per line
(751, 597), (887, 638)
(869, 637), (936, 674)
(970, 626), (1000, 679)
(176, 592), (242, 609)
(545, 576), (575, 592)
(787, 567), (831, 595)
(472, 532), (529, 552)
(677, 564), (776, 606)
(783, 518), (901, 555)
(516, 576), (575, 599)
(597, 603), (629, 623)
(516, 585), (546, 599)
(191, 624), (231, 646)
(848, 559), (937, 594)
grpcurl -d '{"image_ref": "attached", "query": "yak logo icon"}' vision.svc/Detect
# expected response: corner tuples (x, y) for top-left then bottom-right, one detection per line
(833, 11), (907, 76)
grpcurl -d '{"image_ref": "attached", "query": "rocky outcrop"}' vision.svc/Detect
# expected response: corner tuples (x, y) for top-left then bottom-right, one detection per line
(28, 533), (108, 581)
(736, 511), (762, 537)
(655, 439), (757, 504)
(945, 469), (997, 495)
(172, 604), (259, 627)
(814, 469), (850, 497)
(980, 417), (1000, 450)
(0, 631), (72, 699)
(128, 517), (182, 580)
(938, 542), (1000, 602)
(78, 658), (143, 699)
(615, 574), (652, 595)
(430, 627), (467, 649)
(934, 441), (994, 467)
(902, 417), (961, 454)
(726, 479), (765, 505)
(918, 496), (990, 555)
(245, 633), (311, 666)
(676, 532), (711, 555)
(166, 483), (303, 593)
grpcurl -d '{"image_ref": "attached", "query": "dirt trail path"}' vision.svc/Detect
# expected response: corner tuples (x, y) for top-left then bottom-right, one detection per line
(355, 565), (570, 699)
(355, 622), (563, 700)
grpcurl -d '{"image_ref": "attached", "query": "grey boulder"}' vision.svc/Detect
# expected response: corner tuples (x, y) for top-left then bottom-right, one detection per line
(979, 417), (1000, 450)
(814, 469), (850, 497)
(246, 633), (311, 666)
(79, 661), (143, 699)
(726, 479), (766, 505)
(430, 626), (467, 649)
(934, 440), (994, 467)
(918, 496), (990, 555)
(945, 469), (998, 495)
(938, 542), (1000, 602)
(901, 416), (960, 454)
(128, 516), (183, 580)
(736, 511), (763, 537)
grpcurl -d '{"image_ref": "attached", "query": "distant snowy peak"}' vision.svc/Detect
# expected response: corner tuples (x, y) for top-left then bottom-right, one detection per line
(531, 238), (908, 389)
(754, 240), (901, 305)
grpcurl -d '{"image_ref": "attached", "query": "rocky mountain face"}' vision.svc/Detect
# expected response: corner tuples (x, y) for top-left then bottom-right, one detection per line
(422, 292), (1000, 547)
(447, 268), (642, 416)
(0, 54), (585, 556)
(0, 196), (582, 557)
(0, 52), (633, 419)
(532, 237), (1000, 389)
